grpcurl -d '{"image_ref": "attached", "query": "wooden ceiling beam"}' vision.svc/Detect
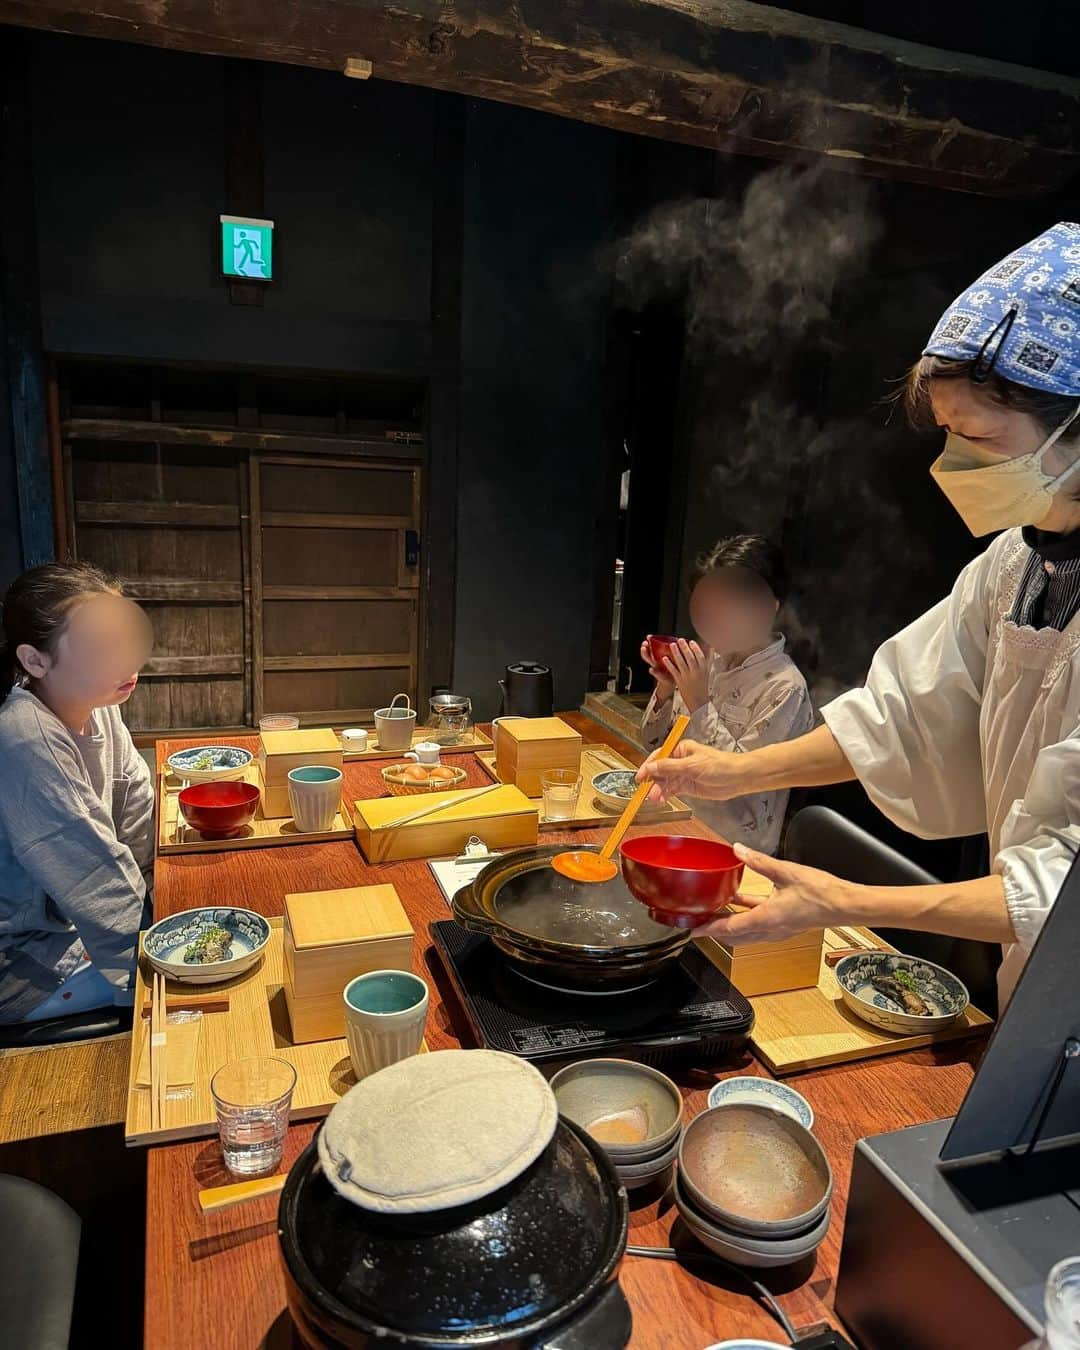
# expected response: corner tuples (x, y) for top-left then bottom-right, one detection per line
(2, 0), (1079, 195)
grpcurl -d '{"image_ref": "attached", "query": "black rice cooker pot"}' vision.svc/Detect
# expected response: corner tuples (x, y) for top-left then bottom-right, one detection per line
(278, 1117), (631, 1349)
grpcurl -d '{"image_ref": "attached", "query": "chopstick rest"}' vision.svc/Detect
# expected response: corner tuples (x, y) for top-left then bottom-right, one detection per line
(198, 1173), (288, 1213)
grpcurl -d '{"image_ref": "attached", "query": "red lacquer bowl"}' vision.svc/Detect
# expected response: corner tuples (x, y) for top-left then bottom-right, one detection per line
(620, 835), (744, 929)
(178, 781), (260, 839)
(647, 635), (681, 670)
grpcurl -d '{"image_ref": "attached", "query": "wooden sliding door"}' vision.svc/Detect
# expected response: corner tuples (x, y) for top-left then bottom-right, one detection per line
(56, 360), (428, 734)
(251, 455), (420, 725)
(67, 438), (249, 730)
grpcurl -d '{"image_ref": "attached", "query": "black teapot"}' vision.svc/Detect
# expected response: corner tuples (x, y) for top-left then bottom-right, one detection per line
(498, 661), (554, 718)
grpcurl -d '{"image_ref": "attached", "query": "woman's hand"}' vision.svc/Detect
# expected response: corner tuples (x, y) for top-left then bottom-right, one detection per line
(663, 638), (709, 712)
(640, 637), (675, 700)
(637, 740), (751, 803)
(696, 844), (857, 944)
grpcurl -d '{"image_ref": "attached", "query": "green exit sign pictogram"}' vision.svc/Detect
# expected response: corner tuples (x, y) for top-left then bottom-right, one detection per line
(220, 215), (274, 280)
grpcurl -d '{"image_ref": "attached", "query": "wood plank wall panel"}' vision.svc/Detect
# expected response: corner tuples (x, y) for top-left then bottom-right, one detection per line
(252, 455), (421, 724)
(67, 437), (247, 731)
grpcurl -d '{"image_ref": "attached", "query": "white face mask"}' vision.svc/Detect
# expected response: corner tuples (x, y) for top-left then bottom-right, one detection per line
(929, 405), (1080, 537)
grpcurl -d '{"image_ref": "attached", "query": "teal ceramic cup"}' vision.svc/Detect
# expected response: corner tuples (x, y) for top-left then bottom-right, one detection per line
(342, 970), (429, 1080)
(287, 765), (342, 832)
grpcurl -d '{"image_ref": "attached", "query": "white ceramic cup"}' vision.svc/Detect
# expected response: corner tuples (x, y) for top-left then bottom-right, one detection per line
(404, 741), (441, 766)
(340, 728), (369, 753)
(374, 694), (417, 752)
(287, 766), (342, 832)
(343, 970), (429, 1080)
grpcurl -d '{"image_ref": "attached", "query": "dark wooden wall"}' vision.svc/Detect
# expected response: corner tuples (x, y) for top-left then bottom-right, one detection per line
(2, 24), (1076, 740)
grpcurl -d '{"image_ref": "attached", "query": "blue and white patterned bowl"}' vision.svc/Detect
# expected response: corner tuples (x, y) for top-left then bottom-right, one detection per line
(591, 769), (638, 812)
(143, 907), (270, 985)
(707, 1076), (813, 1129)
(166, 745), (253, 785)
(835, 952), (969, 1035)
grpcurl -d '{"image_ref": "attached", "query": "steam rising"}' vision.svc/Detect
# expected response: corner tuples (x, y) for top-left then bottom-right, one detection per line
(615, 164), (882, 358)
(614, 163), (953, 701)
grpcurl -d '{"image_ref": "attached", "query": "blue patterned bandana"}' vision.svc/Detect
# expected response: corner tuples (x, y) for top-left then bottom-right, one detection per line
(924, 222), (1080, 396)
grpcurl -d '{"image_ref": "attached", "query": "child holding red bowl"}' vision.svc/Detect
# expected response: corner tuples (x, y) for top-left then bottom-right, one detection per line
(640, 534), (812, 855)
(0, 563), (155, 1024)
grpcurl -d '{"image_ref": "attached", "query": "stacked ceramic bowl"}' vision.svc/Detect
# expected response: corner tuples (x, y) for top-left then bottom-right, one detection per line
(675, 1102), (833, 1268)
(550, 1059), (683, 1191)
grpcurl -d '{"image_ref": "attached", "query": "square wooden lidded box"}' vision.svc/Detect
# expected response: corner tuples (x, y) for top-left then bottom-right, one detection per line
(494, 717), (582, 797)
(258, 727), (342, 819)
(283, 885), (413, 1044)
(696, 927), (825, 998)
(354, 784), (538, 863)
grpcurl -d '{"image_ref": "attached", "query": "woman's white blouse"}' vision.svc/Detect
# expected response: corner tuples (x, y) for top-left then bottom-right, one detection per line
(823, 527), (1080, 1008)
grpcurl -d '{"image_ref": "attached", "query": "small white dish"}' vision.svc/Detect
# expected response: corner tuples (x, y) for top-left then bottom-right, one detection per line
(341, 728), (369, 753)
(703, 1342), (790, 1349)
(707, 1077), (814, 1129)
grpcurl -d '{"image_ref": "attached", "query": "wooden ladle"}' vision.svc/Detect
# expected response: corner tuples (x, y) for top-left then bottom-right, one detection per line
(551, 715), (690, 883)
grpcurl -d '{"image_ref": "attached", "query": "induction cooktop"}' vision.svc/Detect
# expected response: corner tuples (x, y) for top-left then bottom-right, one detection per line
(429, 919), (754, 1068)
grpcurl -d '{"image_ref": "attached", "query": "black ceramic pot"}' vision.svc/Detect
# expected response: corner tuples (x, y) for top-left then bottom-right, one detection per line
(278, 1117), (631, 1349)
(451, 845), (690, 991)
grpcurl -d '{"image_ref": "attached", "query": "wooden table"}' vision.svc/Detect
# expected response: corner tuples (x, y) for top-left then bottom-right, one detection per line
(146, 713), (980, 1349)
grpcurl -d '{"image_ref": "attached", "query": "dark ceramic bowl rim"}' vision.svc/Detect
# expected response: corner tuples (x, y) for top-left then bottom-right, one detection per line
(672, 1169), (831, 1256)
(453, 844), (691, 962)
(620, 835), (742, 875)
(278, 1116), (628, 1346)
(178, 781), (261, 809)
(677, 1102), (834, 1236)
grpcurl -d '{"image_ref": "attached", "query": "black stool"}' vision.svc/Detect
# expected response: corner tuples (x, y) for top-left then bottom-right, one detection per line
(0, 1175), (81, 1349)
(0, 1005), (133, 1050)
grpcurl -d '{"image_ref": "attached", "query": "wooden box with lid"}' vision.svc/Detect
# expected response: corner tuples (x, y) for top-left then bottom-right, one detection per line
(696, 927), (825, 998)
(494, 717), (582, 797)
(353, 784), (538, 863)
(258, 727), (342, 819)
(283, 885), (413, 1043)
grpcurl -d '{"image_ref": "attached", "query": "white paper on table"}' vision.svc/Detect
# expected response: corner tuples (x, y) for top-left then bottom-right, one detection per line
(428, 855), (503, 907)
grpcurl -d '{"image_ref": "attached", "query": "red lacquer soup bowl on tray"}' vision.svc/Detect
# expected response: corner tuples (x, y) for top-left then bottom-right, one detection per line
(620, 835), (744, 929)
(178, 781), (260, 839)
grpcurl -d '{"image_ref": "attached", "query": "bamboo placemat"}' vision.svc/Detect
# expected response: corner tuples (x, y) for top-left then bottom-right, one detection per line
(157, 765), (354, 855)
(475, 745), (692, 830)
(708, 926), (993, 1077)
(125, 920), (427, 1146)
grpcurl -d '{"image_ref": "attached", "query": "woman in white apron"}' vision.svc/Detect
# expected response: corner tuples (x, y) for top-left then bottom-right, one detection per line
(639, 221), (1080, 1008)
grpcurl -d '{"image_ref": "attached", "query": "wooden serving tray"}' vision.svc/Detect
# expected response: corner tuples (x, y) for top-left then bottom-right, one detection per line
(125, 920), (427, 1147)
(343, 726), (493, 761)
(475, 745), (693, 831)
(158, 765), (354, 855)
(724, 926), (993, 1077)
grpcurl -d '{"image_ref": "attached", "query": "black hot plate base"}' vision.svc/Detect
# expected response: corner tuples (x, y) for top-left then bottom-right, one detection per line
(429, 919), (754, 1069)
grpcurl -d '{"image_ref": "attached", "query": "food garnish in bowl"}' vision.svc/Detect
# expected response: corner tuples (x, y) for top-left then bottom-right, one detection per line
(183, 925), (234, 965)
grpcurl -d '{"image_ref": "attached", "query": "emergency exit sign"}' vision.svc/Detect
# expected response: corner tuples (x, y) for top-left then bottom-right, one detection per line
(220, 215), (274, 280)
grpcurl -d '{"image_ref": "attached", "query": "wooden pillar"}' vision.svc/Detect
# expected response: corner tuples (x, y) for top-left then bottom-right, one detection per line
(0, 26), (53, 571)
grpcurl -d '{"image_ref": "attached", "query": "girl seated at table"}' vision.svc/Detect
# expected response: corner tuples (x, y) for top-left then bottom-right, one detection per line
(640, 534), (813, 855)
(0, 562), (155, 1024)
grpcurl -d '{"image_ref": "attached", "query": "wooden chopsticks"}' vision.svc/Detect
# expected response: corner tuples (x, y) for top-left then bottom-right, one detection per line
(374, 782), (504, 831)
(150, 970), (167, 1130)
